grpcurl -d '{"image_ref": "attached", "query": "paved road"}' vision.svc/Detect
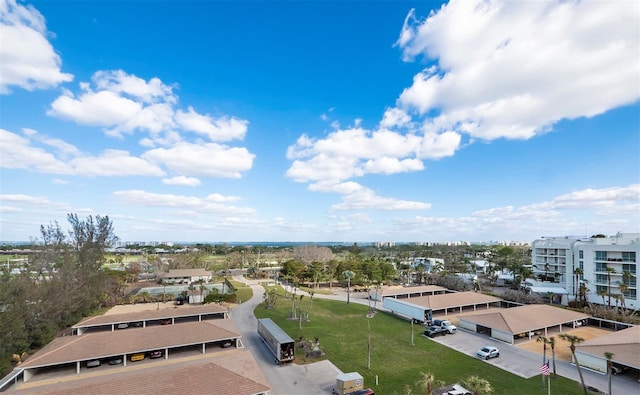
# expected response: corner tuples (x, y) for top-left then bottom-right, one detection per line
(230, 273), (640, 395)
(230, 273), (342, 394)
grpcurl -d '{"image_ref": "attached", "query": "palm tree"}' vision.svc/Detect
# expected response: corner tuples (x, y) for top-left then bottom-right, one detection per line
(463, 375), (493, 395)
(559, 333), (587, 395)
(597, 288), (607, 305)
(343, 270), (355, 304)
(604, 352), (614, 395)
(537, 336), (549, 386)
(617, 282), (628, 310)
(548, 336), (557, 376)
(416, 372), (443, 395)
(605, 267), (616, 308)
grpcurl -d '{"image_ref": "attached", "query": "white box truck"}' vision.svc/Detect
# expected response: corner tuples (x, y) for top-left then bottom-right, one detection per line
(257, 318), (295, 364)
(383, 297), (432, 324)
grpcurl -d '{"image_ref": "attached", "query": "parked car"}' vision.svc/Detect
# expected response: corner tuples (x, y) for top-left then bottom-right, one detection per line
(86, 360), (101, 368)
(612, 364), (629, 375)
(149, 351), (163, 359)
(424, 326), (447, 338)
(108, 357), (123, 365)
(476, 346), (499, 360)
(219, 340), (233, 348)
(351, 389), (375, 395)
(116, 323), (129, 329)
(160, 319), (171, 325)
(130, 353), (145, 362)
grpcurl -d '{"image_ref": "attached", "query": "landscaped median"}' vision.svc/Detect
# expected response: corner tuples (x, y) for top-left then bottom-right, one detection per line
(254, 285), (593, 395)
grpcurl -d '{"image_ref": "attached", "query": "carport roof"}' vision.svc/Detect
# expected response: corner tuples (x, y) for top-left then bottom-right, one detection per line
(21, 319), (241, 369)
(16, 349), (270, 395)
(381, 285), (447, 296)
(459, 304), (590, 334)
(73, 304), (227, 328)
(575, 325), (640, 369)
(404, 291), (502, 310)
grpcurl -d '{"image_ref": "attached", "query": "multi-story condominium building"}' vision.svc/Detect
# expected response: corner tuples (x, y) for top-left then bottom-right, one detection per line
(531, 233), (639, 309)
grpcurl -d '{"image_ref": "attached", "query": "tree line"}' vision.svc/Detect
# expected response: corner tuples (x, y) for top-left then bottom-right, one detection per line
(0, 214), (117, 376)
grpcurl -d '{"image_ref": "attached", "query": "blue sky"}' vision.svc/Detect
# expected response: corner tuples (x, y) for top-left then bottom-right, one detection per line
(1, 0), (639, 243)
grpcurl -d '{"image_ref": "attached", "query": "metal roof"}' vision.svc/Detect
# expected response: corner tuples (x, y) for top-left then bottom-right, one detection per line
(575, 325), (640, 369)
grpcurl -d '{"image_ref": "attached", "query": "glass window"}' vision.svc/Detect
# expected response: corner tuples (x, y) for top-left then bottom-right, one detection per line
(595, 251), (607, 261)
(579, 250), (584, 259)
(622, 252), (636, 262)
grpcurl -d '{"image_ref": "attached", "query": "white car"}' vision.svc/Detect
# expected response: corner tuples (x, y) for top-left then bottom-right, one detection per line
(476, 346), (499, 360)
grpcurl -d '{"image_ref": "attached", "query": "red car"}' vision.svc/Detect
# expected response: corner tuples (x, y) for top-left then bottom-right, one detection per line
(352, 389), (375, 395)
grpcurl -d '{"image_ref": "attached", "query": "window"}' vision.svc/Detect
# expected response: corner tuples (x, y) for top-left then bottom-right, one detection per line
(623, 289), (636, 299)
(622, 252), (636, 262)
(596, 262), (608, 272)
(595, 251), (607, 261)
(579, 250), (584, 259)
(622, 264), (637, 274)
(596, 274), (608, 284)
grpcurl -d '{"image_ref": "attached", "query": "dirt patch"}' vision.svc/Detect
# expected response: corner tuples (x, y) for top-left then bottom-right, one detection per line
(517, 327), (613, 361)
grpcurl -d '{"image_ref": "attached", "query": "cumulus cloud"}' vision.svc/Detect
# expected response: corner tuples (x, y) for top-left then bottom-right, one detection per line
(162, 176), (201, 187)
(308, 181), (431, 211)
(143, 142), (254, 178)
(48, 70), (251, 143)
(0, 128), (164, 176)
(175, 107), (248, 142)
(392, 184), (640, 241)
(0, 0), (73, 93)
(395, 0), (640, 141)
(113, 190), (254, 216)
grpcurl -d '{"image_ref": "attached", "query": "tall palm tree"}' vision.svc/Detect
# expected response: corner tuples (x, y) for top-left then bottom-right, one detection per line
(548, 336), (557, 376)
(416, 372), (443, 395)
(537, 336), (549, 386)
(559, 333), (587, 395)
(604, 352), (614, 395)
(605, 267), (616, 308)
(463, 375), (493, 395)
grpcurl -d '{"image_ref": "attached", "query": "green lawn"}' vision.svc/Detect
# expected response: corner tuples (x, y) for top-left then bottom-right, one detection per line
(230, 280), (253, 303)
(254, 286), (588, 395)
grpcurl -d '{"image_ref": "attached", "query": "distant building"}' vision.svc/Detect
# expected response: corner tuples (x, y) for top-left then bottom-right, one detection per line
(531, 233), (639, 309)
(161, 269), (212, 285)
(412, 257), (445, 273)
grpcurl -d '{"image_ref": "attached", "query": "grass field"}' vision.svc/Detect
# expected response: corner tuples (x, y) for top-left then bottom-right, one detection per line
(254, 286), (589, 395)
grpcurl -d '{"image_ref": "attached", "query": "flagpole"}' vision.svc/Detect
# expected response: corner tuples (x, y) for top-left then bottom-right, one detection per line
(547, 361), (551, 395)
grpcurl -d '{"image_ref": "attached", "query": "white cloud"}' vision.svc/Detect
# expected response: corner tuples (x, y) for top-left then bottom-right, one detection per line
(113, 190), (254, 216)
(143, 142), (254, 178)
(175, 107), (248, 142)
(286, 126), (456, 184)
(0, 128), (164, 177)
(162, 176), (201, 187)
(521, 184), (640, 211)
(395, 0), (640, 141)
(70, 149), (165, 177)
(0, 0), (73, 93)
(380, 107), (411, 129)
(308, 181), (431, 211)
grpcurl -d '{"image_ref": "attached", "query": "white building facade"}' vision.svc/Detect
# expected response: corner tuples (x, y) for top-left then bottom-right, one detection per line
(531, 233), (639, 309)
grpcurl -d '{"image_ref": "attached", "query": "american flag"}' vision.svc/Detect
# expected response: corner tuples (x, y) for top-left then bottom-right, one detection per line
(540, 361), (550, 376)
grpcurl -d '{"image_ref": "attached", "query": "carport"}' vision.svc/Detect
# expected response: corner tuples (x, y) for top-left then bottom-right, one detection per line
(574, 325), (640, 374)
(72, 304), (228, 335)
(17, 320), (242, 383)
(458, 304), (590, 344)
(374, 285), (447, 301)
(399, 291), (503, 317)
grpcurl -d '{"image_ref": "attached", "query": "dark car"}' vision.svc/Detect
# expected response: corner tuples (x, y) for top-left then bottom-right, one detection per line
(108, 357), (123, 365)
(351, 389), (375, 395)
(149, 351), (163, 359)
(424, 326), (447, 338)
